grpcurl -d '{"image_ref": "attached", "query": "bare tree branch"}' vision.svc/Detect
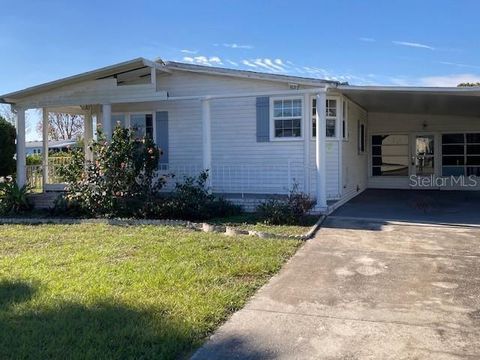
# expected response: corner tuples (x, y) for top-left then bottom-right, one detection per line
(36, 112), (84, 140)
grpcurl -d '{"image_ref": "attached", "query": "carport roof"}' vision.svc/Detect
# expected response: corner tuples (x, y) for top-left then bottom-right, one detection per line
(338, 85), (480, 117)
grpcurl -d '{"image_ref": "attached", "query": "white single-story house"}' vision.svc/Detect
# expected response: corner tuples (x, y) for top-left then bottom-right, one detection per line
(26, 139), (78, 155)
(2, 57), (480, 212)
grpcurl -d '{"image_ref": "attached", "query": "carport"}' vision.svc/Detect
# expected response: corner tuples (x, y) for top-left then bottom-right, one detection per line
(331, 189), (480, 225)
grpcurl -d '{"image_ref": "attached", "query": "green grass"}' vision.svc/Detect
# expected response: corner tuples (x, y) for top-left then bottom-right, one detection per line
(211, 213), (319, 236)
(0, 224), (301, 359)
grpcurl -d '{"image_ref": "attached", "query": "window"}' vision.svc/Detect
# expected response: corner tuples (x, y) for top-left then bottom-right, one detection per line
(130, 113), (153, 140)
(111, 114), (126, 130)
(359, 122), (366, 153)
(272, 98), (302, 138)
(342, 100), (348, 140)
(312, 98), (337, 138)
(442, 133), (480, 176)
(371, 134), (409, 176)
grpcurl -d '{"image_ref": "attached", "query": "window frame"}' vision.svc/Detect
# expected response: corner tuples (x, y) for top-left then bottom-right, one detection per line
(311, 96), (341, 140)
(111, 111), (155, 140)
(370, 133), (410, 177)
(342, 99), (348, 141)
(269, 96), (304, 141)
(441, 132), (480, 177)
(358, 120), (366, 154)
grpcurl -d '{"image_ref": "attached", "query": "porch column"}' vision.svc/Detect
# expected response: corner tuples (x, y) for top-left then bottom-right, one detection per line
(84, 112), (93, 162)
(42, 108), (49, 188)
(303, 93), (311, 194)
(14, 106), (26, 187)
(101, 104), (112, 140)
(201, 98), (212, 187)
(315, 91), (327, 210)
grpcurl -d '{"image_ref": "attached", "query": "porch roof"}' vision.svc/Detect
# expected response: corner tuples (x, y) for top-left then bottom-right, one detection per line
(337, 85), (480, 117)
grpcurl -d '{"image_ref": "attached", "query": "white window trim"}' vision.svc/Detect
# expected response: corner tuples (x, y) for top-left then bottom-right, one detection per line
(269, 96), (304, 141)
(358, 119), (367, 154)
(111, 111), (155, 139)
(311, 95), (341, 140)
(342, 99), (349, 141)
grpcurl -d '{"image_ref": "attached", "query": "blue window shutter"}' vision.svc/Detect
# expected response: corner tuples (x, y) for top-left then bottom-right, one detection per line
(256, 97), (270, 142)
(155, 111), (169, 163)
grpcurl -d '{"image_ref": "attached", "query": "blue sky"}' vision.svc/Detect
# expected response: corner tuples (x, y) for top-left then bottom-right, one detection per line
(2, 0), (480, 139)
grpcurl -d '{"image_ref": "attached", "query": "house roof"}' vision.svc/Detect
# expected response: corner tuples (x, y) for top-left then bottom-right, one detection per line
(26, 139), (78, 149)
(0, 57), (335, 103)
(162, 60), (337, 86)
(0, 57), (167, 103)
(337, 85), (480, 117)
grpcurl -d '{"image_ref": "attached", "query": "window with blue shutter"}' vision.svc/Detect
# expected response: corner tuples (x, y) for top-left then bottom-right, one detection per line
(256, 97), (270, 142)
(155, 111), (169, 163)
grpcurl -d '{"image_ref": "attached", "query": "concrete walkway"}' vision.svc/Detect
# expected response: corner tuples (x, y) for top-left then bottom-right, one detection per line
(192, 217), (480, 359)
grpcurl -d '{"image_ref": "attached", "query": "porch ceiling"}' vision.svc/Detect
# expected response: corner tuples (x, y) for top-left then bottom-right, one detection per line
(338, 86), (480, 117)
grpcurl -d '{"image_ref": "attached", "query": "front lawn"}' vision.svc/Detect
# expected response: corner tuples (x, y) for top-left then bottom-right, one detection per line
(0, 224), (301, 359)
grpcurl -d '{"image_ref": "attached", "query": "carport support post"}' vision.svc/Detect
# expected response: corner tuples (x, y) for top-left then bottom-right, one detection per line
(101, 104), (112, 140)
(42, 108), (49, 188)
(84, 112), (93, 163)
(202, 98), (212, 190)
(14, 106), (27, 188)
(315, 91), (327, 210)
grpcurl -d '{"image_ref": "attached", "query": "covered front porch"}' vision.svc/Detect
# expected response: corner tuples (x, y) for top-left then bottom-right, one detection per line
(3, 58), (335, 212)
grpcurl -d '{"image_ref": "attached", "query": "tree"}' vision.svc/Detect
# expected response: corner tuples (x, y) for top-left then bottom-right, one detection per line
(36, 112), (84, 141)
(0, 104), (15, 124)
(0, 116), (16, 176)
(457, 82), (480, 87)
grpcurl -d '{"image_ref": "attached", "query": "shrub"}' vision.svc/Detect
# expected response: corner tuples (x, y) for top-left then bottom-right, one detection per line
(56, 128), (166, 217)
(26, 154), (42, 166)
(257, 184), (315, 225)
(0, 116), (16, 177)
(155, 171), (242, 221)
(0, 179), (32, 215)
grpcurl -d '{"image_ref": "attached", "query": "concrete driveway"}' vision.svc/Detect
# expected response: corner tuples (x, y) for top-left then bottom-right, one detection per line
(192, 217), (480, 359)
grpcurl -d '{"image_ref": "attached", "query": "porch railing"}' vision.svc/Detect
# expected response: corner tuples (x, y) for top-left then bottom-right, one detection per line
(27, 160), (310, 195)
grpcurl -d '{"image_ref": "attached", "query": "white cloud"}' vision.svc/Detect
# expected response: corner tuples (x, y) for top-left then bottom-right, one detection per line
(220, 43), (253, 49)
(180, 49), (198, 54)
(359, 37), (376, 42)
(420, 73), (480, 87)
(242, 60), (258, 68)
(241, 58), (287, 73)
(439, 61), (480, 70)
(393, 41), (435, 50)
(226, 59), (239, 66)
(182, 55), (223, 66)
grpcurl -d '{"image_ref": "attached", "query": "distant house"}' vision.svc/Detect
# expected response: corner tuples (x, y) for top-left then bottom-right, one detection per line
(26, 139), (78, 155)
(2, 57), (480, 212)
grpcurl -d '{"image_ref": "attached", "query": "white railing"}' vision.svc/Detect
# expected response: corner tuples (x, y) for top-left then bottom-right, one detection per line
(27, 160), (310, 195)
(26, 158), (71, 192)
(159, 161), (307, 195)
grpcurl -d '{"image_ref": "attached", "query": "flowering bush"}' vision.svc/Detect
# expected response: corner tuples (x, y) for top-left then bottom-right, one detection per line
(56, 128), (166, 217)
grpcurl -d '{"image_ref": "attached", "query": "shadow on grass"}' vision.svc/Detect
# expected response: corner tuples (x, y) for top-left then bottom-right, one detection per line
(191, 335), (276, 360)
(0, 280), (197, 360)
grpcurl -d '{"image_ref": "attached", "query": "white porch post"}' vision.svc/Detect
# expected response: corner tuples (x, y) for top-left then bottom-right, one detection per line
(14, 106), (26, 187)
(201, 98), (212, 188)
(42, 108), (49, 188)
(84, 112), (93, 162)
(315, 91), (327, 210)
(303, 93), (311, 194)
(101, 104), (112, 140)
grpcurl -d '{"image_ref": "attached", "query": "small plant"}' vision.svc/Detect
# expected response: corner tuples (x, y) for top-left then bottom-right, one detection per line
(155, 171), (242, 221)
(0, 179), (32, 215)
(257, 184), (315, 225)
